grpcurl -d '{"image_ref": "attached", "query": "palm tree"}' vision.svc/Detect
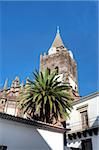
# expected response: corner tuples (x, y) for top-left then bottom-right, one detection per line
(18, 69), (73, 123)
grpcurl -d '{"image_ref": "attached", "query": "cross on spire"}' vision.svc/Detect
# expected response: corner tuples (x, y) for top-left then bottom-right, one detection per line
(57, 26), (60, 34)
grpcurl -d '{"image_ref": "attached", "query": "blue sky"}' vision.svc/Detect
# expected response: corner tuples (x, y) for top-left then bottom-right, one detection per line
(0, 1), (98, 96)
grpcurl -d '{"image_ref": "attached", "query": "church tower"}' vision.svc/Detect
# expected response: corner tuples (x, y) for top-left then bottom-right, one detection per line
(40, 27), (79, 100)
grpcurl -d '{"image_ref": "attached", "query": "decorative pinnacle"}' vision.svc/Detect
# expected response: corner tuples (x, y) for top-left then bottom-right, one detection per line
(57, 26), (60, 34)
(3, 79), (8, 90)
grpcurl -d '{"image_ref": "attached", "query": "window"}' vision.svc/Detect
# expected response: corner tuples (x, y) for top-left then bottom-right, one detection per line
(80, 110), (89, 128)
(0, 145), (7, 150)
(81, 139), (93, 150)
(77, 105), (89, 129)
(0, 98), (6, 105)
(55, 66), (59, 74)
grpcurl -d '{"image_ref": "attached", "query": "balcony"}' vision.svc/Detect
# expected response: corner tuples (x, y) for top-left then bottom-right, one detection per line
(67, 116), (99, 134)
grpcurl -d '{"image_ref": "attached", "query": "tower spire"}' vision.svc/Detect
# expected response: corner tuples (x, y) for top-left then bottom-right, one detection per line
(51, 26), (64, 48)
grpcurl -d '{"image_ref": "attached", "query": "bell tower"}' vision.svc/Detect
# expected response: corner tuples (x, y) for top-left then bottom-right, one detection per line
(40, 27), (79, 99)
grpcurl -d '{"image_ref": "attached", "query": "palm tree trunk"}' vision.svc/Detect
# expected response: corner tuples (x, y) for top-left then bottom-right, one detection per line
(45, 100), (50, 123)
(40, 101), (44, 122)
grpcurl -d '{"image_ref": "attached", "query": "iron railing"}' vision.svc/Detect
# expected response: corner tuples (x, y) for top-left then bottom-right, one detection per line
(67, 116), (99, 133)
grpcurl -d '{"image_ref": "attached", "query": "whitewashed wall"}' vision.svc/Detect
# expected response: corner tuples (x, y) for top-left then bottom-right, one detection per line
(67, 93), (99, 150)
(67, 93), (99, 132)
(0, 118), (64, 150)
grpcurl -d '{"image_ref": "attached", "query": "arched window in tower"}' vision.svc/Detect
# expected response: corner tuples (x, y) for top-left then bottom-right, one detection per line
(47, 67), (50, 74)
(55, 66), (59, 74)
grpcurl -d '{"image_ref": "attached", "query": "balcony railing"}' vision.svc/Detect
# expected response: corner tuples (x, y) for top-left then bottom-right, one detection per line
(67, 116), (99, 133)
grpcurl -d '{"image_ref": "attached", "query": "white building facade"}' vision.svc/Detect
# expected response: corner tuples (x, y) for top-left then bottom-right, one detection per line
(0, 112), (67, 150)
(67, 92), (99, 150)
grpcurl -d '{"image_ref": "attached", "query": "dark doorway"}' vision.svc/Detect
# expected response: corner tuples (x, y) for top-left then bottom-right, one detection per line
(71, 148), (80, 150)
(81, 139), (93, 150)
(0, 145), (7, 150)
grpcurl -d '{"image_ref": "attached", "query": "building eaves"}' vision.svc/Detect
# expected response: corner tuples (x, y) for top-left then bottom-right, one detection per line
(0, 112), (69, 133)
(73, 91), (99, 105)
